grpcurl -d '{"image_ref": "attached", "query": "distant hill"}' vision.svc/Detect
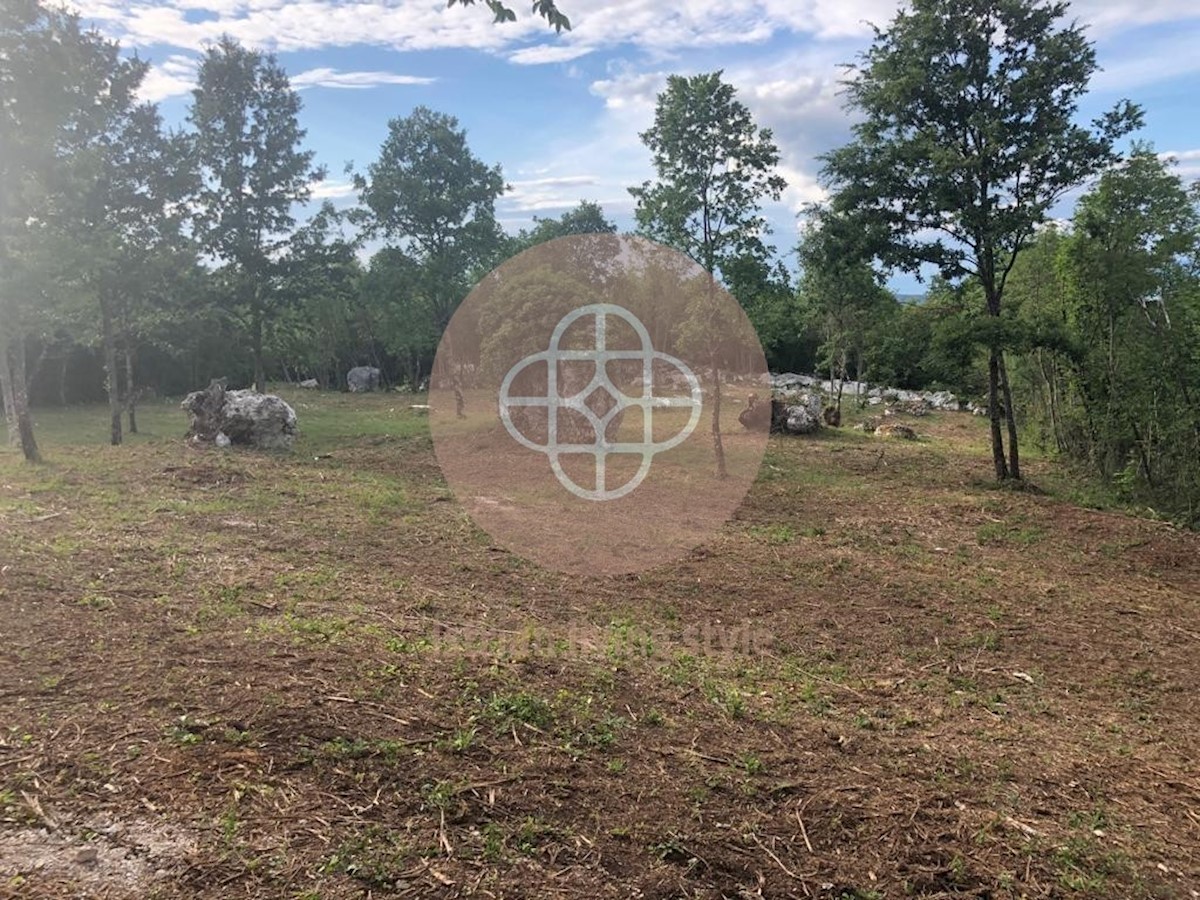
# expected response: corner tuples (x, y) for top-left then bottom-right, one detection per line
(895, 292), (926, 305)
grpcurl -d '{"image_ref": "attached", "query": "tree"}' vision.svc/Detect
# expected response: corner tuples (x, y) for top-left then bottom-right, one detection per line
(273, 204), (365, 388)
(356, 106), (506, 385)
(630, 71), (786, 476)
(2, 0), (159, 460)
(1057, 149), (1200, 513)
(797, 208), (894, 412)
(513, 200), (617, 251)
(190, 36), (321, 393)
(49, 41), (195, 445)
(447, 0), (570, 31)
(820, 0), (1142, 480)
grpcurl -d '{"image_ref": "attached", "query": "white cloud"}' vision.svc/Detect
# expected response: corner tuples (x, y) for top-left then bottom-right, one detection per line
(137, 53), (200, 102)
(1158, 149), (1200, 181)
(290, 67), (435, 89)
(503, 175), (602, 212)
(309, 179), (358, 200)
(1090, 22), (1200, 92)
(68, 0), (1200, 75)
(508, 44), (595, 65)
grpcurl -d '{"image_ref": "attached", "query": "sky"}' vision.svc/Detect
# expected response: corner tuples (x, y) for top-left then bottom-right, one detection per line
(66, 0), (1200, 292)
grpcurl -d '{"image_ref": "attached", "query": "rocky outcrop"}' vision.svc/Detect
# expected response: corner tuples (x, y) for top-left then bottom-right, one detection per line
(182, 380), (297, 451)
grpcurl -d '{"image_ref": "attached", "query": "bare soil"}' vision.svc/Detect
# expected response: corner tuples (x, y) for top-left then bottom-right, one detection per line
(1, 402), (1198, 898)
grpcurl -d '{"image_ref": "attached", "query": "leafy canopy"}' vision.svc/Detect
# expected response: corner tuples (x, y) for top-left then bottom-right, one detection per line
(820, 0), (1142, 303)
(631, 71), (787, 278)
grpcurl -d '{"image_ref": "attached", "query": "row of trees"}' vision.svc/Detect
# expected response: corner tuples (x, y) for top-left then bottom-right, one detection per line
(4, 0), (1198, 521)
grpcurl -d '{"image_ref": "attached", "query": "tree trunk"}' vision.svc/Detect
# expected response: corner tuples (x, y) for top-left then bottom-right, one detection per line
(998, 350), (1021, 480)
(252, 310), (266, 394)
(711, 360), (727, 479)
(2, 336), (42, 463)
(124, 342), (137, 434)
(57, 351), (69, 407)
(987, 347), (1009, 480)
(101, 297), (122, 446)
(250, 277), (267, 393)
(1, 339), (17, 447)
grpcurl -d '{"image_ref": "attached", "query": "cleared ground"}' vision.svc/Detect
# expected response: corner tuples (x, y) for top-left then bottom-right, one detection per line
(1, 391), (1198, 899)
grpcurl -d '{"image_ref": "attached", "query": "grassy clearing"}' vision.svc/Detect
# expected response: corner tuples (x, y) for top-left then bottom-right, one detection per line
(1, 389), (1197, 898)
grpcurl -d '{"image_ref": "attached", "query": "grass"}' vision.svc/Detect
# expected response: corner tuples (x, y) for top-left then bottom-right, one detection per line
(1, 390), (1197, 899)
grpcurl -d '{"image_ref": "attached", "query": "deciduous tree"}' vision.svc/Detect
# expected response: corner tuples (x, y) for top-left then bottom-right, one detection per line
(631, 71), (786, 476)
(190, 36), (321, 393)
(820, 0), (1142, 480)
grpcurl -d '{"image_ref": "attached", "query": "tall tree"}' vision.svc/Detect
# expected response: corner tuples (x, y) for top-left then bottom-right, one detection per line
(50, 43), (195, 445)
(820, 0), (1141, 480)
(797, 207), (894, 413)
(630, 71), (786, 476)
(190, 36), (320, 393)
(1059, 148), (1200, 507)
(1, 0), (157, 460)
(356, 106), (506, 385)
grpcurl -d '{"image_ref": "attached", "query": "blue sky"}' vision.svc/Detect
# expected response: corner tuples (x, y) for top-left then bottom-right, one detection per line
(71, 0), (1200, 292)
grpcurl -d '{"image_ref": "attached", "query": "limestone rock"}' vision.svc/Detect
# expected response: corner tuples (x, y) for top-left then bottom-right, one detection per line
(182, 380), (297, 451)
(347, 366), (381, 393)
(874, 423), (917, 440)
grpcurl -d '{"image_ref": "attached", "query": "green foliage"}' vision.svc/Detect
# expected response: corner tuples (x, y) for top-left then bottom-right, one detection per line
(631, 71), (787, 278)
(507, 200), (617, 255)
(355, 107), (506, 386)
(797, 208), (896, 403)
(1010, 149), (1200, 522)
(447, 0), (570, 32)
(190, 36), (322, 392)
(820, 0), (1142, 479)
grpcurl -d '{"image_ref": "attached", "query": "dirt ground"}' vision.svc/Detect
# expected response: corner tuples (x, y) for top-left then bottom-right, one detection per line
(1, 396), (1198, 898)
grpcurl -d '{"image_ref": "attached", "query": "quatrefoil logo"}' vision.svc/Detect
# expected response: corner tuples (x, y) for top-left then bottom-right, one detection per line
(498, 304), (702, 502)
(428, 235), (770, 575)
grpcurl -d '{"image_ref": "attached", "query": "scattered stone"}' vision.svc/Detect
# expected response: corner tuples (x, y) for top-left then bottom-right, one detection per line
(299, 378), (319, 389)
(854, 416), (883, 433)
(182, 380), (297, 451)
(347, 366), (381, 393)
(875, 423), (917, 440)
(783, 403), (822, 434)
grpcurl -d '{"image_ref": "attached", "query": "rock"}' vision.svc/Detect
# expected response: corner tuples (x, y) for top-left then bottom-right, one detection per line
(926, 390), (960, 411)
(875, 423), (917, 440)
(783, 404), (822, 434)
(299, 378), (319, 389)
(182, 380), (297, 451)
(347, 366), (381, 393)
(765, 391), (823, 435)
(854, 416), (883, 433)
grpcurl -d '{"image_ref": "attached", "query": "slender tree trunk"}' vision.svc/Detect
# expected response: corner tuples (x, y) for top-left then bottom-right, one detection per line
(124, 342), (137, 434)
(711, 360), (727, 479)
(252, 308), (266, 394)
(2, 336), (42, 463)
(101, 297), (123, 446)
(998, 351), (1021, 480)
(1, 339), (17, 447)
(987, 347), (1009, 480)
(57, 351), (69, 407)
